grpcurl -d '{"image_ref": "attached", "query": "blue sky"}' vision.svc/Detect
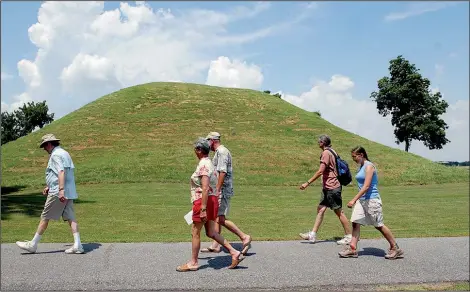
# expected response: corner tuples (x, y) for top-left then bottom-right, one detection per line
(1, 1), (468, 161)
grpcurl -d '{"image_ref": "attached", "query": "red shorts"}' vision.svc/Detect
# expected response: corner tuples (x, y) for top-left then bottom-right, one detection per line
(192, 196), (219, 223)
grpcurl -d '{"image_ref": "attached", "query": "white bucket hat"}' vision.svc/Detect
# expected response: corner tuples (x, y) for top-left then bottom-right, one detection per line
(39, 134), (60, 148)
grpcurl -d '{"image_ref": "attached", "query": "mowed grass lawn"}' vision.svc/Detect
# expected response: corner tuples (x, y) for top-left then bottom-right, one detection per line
(1, 182), (468, 243)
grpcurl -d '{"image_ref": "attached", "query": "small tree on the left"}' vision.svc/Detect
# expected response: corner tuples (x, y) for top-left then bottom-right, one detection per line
(1, 101), (54, 145)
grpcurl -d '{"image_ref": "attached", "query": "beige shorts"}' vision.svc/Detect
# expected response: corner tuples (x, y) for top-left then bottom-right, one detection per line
(41, 195), (76, 221)
(350, 198), (384, 227)
(218, 196), (231, 217)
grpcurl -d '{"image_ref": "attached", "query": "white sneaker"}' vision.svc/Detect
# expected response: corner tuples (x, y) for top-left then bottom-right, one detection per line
(16, 241), (37, 253)
(299, 232), (316, 243)
(65, 245), (84, 254)
(336, 235), (352, 245)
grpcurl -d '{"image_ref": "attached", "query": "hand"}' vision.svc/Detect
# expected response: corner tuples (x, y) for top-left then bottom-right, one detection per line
(300, 182), (309, 190)
(42, 186), (49, 196)
(347, 200), (356, 208)
(58, 190), (67, 203)
(199, 209), (207, 222)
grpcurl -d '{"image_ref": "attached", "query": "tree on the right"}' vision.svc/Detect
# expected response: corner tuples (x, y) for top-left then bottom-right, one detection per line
(370, 55), (450, 152)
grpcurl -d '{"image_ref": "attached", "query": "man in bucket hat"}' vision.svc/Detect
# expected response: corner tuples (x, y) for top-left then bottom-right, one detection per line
(16, 134), (84, 254)
(201, 132), (252, 255)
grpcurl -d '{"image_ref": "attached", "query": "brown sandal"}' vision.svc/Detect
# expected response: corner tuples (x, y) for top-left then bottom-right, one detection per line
(176, 263), (198, 272)
(228, 253), (245, 269)
(241, 236), (252, 255)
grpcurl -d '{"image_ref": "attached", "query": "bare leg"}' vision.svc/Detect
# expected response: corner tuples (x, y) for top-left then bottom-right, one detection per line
(16, 219), (49, 251)
(68, 220), (79, 233)
(209, 217), (222, 250)
(67, 219), (82, 249)
(205, 220), (242, 261)
(338, 222), (360, 258)
(375, 225), (397, 249)
(36, 219), (49, 235)
(177, 222), (203, 271)
(190, 223), (204, 266)
(333, 208), (352, 235)
(312, 205), (327, 233)
(350, 222), (361, 250)
(210, 216), (250, 250)
(223, 218), (249, 239)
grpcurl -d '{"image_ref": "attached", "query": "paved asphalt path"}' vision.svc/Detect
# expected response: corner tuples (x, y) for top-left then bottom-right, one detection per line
(1, 237), (468, 291)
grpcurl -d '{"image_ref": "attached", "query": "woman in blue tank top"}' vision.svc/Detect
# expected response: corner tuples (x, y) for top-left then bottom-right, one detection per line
(338, 146), (404, 260)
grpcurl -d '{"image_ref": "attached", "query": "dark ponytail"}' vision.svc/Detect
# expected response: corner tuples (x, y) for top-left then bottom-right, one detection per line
(351, 146), (370, 161)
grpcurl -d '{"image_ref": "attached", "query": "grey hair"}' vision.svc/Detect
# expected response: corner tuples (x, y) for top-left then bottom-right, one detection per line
(318, 134), (331, 147)
(194, 137), (210, 155)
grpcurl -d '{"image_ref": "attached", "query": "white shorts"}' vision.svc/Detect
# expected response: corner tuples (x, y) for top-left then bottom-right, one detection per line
(350, 198), (384, 227)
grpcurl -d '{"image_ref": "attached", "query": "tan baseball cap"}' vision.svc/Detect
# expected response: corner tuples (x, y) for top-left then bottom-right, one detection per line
(206, 132), (221, 140)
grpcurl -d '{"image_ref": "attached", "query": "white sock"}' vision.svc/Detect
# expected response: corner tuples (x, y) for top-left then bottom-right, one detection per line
(31, 233), (42, 246)
(346, 234), (352, 238)
(73, 232), (81, 248)
(310, 231), (316, 237)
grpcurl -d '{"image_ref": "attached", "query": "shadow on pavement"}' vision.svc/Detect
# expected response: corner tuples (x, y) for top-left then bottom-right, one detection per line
(21, 242), (103, 255)
(83, 243), (102, 253)
(21, 249), (66, 255)
(63, 242), (103, 253)
(198, 242), (256, 257)
(359, 247), (386, 257)
(300, 237), (342, 244)
(201, 254), (249, 270)
(196, 242), (252, 270)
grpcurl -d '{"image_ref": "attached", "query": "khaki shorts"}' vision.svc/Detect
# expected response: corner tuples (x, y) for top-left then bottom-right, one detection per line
(41, 195), (76, 221)
(350, 198), (384, 227)
(218, 196), (231, 217)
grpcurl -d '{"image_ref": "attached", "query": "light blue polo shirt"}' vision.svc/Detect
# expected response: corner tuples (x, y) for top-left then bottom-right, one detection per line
(45, 146), (78, 200)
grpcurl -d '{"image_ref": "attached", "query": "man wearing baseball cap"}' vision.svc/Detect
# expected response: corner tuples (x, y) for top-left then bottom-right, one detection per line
(16, 134), (84, 254)
(201, 132), (252, 255)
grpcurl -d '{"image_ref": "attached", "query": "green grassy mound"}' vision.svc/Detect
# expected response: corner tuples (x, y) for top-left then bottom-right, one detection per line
(2, 82), (468, 188)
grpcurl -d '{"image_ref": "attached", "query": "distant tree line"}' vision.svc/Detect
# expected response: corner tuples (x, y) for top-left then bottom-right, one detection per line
(437, 161), (470, 167)
(1, 101), (54, 145)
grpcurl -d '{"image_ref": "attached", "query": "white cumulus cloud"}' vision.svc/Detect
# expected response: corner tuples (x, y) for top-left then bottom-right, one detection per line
(206, 56), (264, 90)
(2, 93), (33, 113)
(5, 1), (313, 117)
(17, 60), (41, 87)
(60, 53), (119, 89)
(281, 75), (469, 162)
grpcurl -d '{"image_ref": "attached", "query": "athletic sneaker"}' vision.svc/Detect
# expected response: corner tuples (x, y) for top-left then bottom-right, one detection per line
(65, 245), (84, 254)
(336, 234), (352, 245)
(299, 231), (316, 243)
(16, 241), (37, 253)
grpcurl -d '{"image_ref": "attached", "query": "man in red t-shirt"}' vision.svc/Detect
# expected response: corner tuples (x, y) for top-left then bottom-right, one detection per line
(299, 134), (352, 245)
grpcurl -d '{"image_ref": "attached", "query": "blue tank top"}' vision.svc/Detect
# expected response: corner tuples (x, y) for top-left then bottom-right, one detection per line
(355, 161), (380, 200)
